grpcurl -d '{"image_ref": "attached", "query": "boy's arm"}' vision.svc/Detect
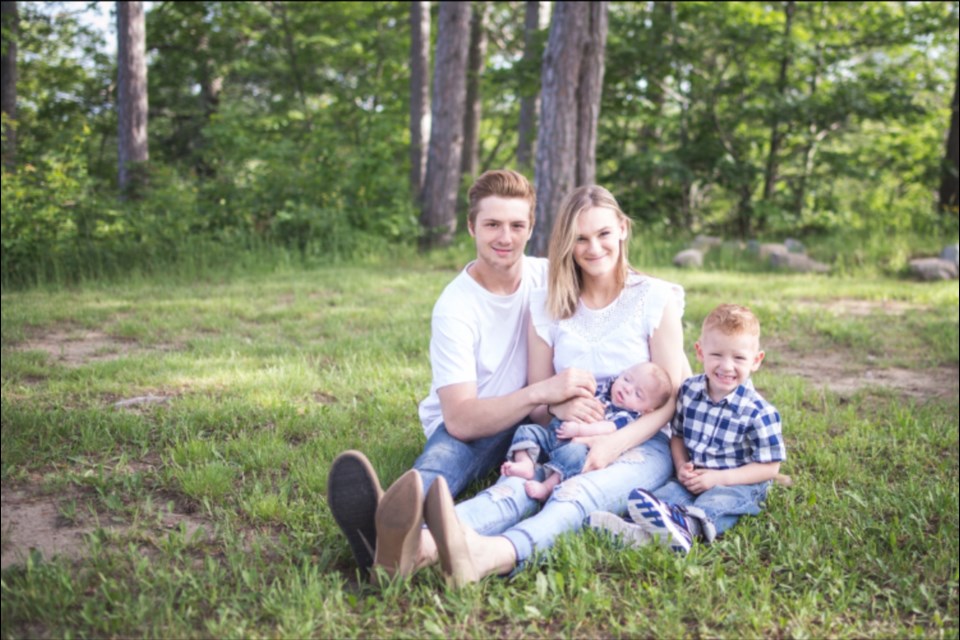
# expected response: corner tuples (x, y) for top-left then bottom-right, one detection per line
(683, 462), (781, 495)
(670, 434), (690, 471)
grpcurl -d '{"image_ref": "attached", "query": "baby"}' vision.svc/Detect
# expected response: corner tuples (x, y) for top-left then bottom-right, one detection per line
(502, 361), (673, 500)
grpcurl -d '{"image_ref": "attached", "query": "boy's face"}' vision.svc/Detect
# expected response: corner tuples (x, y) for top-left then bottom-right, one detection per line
(695, 327), (765, 401)
(468, 196), (534, 273)
(610, 363), (661, 414)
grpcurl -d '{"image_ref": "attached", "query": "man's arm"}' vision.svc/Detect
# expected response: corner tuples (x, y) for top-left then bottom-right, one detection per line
(439, 320), (599, 441)
(438, 367), (596, 441)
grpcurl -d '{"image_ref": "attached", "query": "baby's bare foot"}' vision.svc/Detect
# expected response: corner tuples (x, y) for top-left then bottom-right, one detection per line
(501, 460), (535, 480)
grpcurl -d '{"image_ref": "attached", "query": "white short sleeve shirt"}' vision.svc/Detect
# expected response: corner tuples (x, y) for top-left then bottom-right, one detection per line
(418, 256), (549, 438)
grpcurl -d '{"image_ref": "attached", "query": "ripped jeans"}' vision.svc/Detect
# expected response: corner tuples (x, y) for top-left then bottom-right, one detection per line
(454, 430), (673, 567)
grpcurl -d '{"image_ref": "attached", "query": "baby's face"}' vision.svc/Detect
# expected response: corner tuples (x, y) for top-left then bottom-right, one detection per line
(610, 364), (661, 414)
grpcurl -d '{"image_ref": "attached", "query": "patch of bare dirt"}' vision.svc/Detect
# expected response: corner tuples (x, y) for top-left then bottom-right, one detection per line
(1, 481), (212, 570)
(795, 298), (928, 317)
(765, 340), (958, 401)
(12, 328), (179, 367)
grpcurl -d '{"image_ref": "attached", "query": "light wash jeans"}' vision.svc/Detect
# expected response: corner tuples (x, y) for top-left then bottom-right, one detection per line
(413, 422), (518, 497)
(455, 430), (674, 567)
(507, 419), (591, 482)
(652, 478), (771, 537)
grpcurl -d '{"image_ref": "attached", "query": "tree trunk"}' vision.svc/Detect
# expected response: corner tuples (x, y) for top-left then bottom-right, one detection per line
(195, 29), (222, 179)
(793, 3), (826, 218)
(530, 2), (588, 257)
(516, 0), (540, 171)
(939, 64), (959, 212)
(420, 1), (471, 250)
(409, 0), (430, 198)
(117, 0), (149, 197)
(1, 0), (17, 171)
(575, 1), (607, 187)
(273, 1), (307, 111)
(461, 3), (488, 180)
(761, 0), (795, 206)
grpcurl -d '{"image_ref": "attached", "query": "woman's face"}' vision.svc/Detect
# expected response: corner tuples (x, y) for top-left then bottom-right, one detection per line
(572, 206), (626, 280)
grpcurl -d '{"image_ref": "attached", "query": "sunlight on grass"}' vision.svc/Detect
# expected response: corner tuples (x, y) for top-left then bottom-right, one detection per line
(2, 263), (957, 638)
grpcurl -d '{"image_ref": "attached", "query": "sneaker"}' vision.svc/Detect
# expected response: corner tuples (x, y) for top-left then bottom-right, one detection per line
(327, 450), (383, 573)
(587, 511), (652, 549)
(627, 488), (694, 554)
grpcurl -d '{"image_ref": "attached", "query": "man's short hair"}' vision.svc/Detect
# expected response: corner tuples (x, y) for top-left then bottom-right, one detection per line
(701, 303), (761, 338)
(467, 170), (536, 227)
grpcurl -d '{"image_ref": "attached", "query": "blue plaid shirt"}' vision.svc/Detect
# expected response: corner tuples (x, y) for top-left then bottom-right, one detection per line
(671, 374), (785, 469)
(596, 378), (643, 429)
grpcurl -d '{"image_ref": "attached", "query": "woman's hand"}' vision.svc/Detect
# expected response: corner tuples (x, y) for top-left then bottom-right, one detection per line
(575, 433), (623, 473)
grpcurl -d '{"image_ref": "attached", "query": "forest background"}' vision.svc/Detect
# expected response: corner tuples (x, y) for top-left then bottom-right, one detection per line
(1, 1), (958, 289)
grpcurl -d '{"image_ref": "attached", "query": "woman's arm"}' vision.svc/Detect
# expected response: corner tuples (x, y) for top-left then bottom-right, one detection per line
(579, 298), (689, 472)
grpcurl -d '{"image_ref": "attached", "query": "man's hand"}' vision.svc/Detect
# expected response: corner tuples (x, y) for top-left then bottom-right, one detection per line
(549, 396), (604, 423)
(540, 368), (597, 404)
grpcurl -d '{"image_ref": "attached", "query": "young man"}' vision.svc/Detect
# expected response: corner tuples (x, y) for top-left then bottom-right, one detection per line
(327, 170), (601, 579)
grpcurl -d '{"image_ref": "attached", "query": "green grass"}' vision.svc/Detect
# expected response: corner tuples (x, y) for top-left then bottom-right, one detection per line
(1, 254), (958, 638)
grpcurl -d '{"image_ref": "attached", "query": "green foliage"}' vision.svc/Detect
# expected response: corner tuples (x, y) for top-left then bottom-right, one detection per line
(2, 1), (957, 287)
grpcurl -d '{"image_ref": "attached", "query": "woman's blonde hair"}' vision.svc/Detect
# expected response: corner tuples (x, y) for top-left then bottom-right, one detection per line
(546, 185), (634, 319)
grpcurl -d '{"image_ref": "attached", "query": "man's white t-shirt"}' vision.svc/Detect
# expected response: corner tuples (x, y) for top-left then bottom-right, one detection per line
(418, 256), (549, 439)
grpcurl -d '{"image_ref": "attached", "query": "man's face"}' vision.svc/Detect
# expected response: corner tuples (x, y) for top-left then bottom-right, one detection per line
(695, 327), (764, 401)
(468, 196), (533, 271)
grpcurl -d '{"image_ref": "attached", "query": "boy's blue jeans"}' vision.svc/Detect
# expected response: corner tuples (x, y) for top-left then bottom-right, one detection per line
(506, 419), (590, 481)
(412, 422), (518, 497)
(653, 478), (772, 536)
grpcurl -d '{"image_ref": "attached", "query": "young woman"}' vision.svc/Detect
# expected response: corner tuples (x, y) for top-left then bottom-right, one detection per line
(380, 185), (691, 585)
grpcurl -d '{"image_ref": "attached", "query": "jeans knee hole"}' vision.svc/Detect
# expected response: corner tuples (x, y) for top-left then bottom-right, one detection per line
(619, 448), (647, 464)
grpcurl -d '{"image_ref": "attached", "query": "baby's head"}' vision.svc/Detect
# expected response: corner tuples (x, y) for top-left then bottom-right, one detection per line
(610, 361), (673, 414)
(695, 304), (765, 401)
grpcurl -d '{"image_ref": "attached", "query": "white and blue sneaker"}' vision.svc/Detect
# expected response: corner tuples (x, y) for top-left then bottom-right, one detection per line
(586, 511), (652, 549)
(627, 488), (694, 554)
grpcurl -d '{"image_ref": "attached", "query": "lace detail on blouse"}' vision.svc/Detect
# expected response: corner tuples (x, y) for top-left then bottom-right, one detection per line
(563, 279), (651, 344)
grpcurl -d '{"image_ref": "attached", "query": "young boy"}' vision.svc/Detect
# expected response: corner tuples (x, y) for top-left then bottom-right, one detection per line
(589, 303), (785, 553)
(502, 361), (673, 501)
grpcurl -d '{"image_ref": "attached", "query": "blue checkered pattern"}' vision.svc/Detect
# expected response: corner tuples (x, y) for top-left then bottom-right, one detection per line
(595, 378), (642, 429)
(671, 374), (785, 469)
